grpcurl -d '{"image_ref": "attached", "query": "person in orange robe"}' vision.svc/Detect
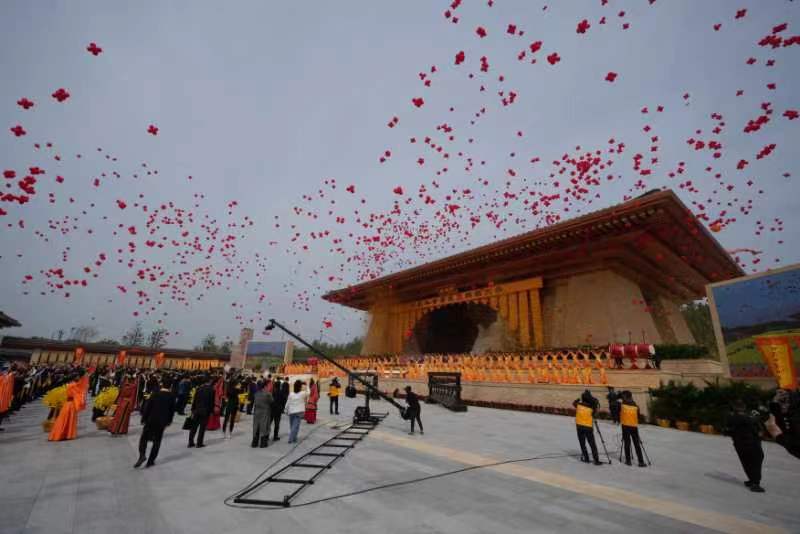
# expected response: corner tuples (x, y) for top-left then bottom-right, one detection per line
(108, 375), (139, 435)
(0, 370), (15, 429)
(48, 374), (89, 442)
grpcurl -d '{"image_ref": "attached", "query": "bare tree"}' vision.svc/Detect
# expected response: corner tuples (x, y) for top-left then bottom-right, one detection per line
(147, 328), (168, 349)
(197, 334), (218, 353)
(121, 322), (145, 347)
(219, 340), (233, 355)
(67, 326), (99, 343)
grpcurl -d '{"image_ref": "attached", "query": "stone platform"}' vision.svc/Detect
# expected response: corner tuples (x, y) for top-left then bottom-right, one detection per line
(1, 395), (799, 534)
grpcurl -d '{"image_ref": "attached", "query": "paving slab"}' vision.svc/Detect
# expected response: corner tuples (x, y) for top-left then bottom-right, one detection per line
(1, 396), (798, 534)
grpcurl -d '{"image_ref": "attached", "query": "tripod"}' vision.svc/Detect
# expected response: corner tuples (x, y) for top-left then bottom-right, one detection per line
(594, 419), (613, 464)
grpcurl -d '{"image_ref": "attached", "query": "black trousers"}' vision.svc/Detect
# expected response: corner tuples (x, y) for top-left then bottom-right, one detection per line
(223, 402), (238, 433)
(188, 415), (209, 446)
(577, 425), (599, 462)
(271, 411), (282, 439)
(175, 395), (189, 415)
(246, 400), (253, 415)
(408, 409), (423, 432)
(330, 396), (339, 414)
(610, 405), (620, 424)
(622, 425), (644, 464)
(776, 434), (800, 460)
(734, 442), (764, 485)
(139, 425), (165, 464)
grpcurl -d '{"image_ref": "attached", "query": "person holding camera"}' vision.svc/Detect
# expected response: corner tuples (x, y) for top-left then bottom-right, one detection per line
(606, 386), (621, 425)
(724, 400), (765, 493)
(573, 390), (602, 465)
(766, 389), (800, 460)
(404, 385), (424, 435)
(620, 390), (646, 467)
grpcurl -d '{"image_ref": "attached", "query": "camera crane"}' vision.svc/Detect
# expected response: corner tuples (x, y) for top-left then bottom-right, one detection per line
(233, 319), (409, 508)
(264, 318), (407, 422)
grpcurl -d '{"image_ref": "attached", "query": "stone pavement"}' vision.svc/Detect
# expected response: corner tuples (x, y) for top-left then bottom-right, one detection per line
(1, 396), (799, 534)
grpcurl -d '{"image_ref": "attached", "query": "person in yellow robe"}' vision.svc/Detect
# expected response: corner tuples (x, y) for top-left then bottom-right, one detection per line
(48, 373), (89, 442)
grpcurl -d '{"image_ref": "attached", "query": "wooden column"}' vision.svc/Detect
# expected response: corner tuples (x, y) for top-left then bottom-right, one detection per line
(508, 292), (519, 332)
(530, 288), (544, 349)
(518, 290), (531, 348)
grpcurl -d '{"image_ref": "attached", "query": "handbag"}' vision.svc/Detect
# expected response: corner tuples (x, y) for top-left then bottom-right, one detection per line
(182, 415), (195, 430)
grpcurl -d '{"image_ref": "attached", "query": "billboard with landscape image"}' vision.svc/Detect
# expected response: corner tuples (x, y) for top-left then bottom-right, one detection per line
(707, 263), (800, 388)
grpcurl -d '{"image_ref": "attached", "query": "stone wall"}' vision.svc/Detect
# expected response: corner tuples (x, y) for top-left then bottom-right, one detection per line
(318, 360), (726, 419)
(542, 269), (664, 347)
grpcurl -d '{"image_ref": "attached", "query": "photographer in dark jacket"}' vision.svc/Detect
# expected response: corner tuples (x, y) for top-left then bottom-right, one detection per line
(724, 400), (765, 493)
(606, 386), (621, 425)
(271, 379), (289, 441)
(135, 377), (176, 468)
(404, 385), (424, 435)
(766, 389), (800, 460)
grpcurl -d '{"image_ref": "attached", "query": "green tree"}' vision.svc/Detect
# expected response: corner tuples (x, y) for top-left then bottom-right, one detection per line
(293, 337), (363, 360)
(680, 301), (718, 358)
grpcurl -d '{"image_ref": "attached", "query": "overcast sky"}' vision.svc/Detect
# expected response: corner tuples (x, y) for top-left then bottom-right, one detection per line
(1, 1), (798, 350)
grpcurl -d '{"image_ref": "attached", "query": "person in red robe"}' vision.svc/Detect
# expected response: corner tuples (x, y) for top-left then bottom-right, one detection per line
(206, 377), (223, 431)
(49, 373), (89, 442)
(108, 375), (139, 435)
(304, 379), (319, 424)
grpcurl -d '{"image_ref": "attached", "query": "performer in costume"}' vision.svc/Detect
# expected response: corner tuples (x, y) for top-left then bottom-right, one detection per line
(304, 378), (319, 423)
(49, 373), (89, 442)
(108, 375), (139, 435)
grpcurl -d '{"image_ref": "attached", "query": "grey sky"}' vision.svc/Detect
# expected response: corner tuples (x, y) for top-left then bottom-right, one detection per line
(1, 1), (798, 349)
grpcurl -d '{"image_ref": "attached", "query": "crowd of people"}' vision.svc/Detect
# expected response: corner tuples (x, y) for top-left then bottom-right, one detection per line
(291, 351), (654, 386)
(0, 361), (342, 469)
(4, 358), (797, 494)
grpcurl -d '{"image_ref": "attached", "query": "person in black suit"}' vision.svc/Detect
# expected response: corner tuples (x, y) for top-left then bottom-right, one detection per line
(135, 377), (176, 468)
(188, 376), (215, 448)
(271, 379), (289, 441)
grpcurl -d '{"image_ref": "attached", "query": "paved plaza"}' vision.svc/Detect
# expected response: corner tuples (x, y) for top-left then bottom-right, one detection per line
(1, 397), (799, 534)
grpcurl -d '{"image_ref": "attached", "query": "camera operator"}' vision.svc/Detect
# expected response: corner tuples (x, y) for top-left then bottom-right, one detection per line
(723, 400), (765, 493)
(606, 386), (621, 425)
(765, 389), (800, 460)
(620, 390), (646, 467)
(573, 390), (602, 466)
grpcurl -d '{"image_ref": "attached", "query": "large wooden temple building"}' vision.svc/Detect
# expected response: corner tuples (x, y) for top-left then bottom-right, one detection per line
(324, 190), (743, 355)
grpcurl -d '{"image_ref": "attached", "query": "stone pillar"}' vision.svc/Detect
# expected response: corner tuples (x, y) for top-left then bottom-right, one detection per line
(656, 296), (695, 344)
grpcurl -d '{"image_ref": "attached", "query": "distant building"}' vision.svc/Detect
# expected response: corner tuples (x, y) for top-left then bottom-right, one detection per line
(0, 336), (228, 370)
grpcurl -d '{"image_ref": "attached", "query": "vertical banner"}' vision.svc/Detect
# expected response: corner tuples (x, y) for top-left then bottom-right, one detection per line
(116, 350), (127, 368)
(74, 347), (85, 365)
(754, 335), (798, 390)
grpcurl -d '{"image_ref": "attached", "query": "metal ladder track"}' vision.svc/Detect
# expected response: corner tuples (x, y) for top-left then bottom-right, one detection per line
(233, 413), (388, 507)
